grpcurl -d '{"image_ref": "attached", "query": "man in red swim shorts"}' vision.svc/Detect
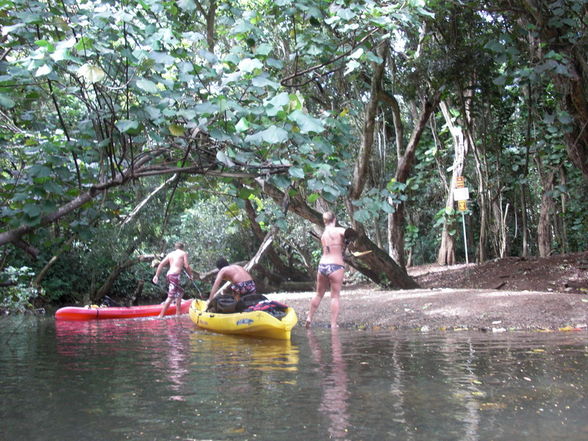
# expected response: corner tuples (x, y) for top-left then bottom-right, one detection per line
(153, 242), (194, 318)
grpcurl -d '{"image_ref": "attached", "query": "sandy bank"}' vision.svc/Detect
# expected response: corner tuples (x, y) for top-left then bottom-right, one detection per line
(267, 287), (588, 332)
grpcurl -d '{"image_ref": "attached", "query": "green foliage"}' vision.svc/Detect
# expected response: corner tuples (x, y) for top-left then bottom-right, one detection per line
(0, 266), (39, 312)
(562, 169), (588, 251)
(1, 0), (587, 306)
(175, 195), (251, 271)
(405, 224), (419, 251)
(351, 184), (400, 223)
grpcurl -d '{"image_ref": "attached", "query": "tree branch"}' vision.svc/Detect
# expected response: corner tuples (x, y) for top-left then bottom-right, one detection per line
(120, 173), (179, 229)
(281, 28), (380, 87)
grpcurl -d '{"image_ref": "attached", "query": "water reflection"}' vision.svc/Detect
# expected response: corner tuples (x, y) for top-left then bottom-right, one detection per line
(2, 316), (588, 441)
(155, 319), (189, 401)
(439, 335), (482, 441)
(338, 330), (588, 441)
(55, 317), (192, 401)
(307, 328), (350, 441)
(197, 334), (294, 399)
(190, 331), (299, 373)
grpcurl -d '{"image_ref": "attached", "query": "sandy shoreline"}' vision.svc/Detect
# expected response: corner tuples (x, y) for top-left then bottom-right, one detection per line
(266, 286), (588, 332)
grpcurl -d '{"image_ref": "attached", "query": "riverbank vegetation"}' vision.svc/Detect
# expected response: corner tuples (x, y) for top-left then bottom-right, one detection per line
(1, 0), (587, 312)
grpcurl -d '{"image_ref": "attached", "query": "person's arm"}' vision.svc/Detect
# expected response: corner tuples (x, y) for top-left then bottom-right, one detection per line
(183, 253), (194, 279)
(338, 227), (350, 254)
(152, 256), (169, 284)
(208, 269), (226, 302)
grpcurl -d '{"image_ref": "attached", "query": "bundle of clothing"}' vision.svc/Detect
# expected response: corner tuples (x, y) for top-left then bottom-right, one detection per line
(207, 293), (267, 313)
(207, 294), (289, 318)
(244, 300), (289, 319)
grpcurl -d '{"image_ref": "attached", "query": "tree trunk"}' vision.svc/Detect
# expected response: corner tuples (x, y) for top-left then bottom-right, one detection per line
(256, 180), (419, 289)
(93, 254), (156, 302)
(388, 207), (406, 268)
(386, 93), (441, 269)
(345, 232), (420, 289)
(520, 184), (529, 257)
(130, 280), (144, 306)
(242, 196), (310, 283)
(537, 168), (556, 257)
(437, 101), (468, 265)
(33, 235), (76, 291)
(491, 195), (510, 258)
(471, 136), (490, 263)
(438, 228), (456, 266)
(557, 166), (568, 254)
(348, 43), (388, 201)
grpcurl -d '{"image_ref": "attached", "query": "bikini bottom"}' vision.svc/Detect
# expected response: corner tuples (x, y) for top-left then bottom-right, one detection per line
(318, 263), (345, 276)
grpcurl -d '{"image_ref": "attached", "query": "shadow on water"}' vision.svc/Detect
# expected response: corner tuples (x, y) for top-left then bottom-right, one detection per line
(0, 315), (587, 441)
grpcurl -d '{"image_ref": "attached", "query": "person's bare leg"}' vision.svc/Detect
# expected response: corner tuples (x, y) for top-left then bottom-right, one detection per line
(158, 297), (172, 319)
(175, 297), (182, 316)
(306, 273), (329, 328)
(328, 270), (344, 328)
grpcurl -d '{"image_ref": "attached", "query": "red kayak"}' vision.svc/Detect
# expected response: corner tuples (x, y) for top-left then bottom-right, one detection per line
(55, 299), (192, 321)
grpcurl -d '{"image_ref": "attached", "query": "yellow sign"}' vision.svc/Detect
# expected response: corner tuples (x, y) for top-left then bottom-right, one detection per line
(458, 200), (467, 211)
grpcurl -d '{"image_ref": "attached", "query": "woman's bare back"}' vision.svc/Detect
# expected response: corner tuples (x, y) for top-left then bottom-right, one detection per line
(320, 227), (346, 265)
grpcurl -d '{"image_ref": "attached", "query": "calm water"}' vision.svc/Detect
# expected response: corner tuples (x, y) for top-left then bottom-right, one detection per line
(1, 314), (587, 441)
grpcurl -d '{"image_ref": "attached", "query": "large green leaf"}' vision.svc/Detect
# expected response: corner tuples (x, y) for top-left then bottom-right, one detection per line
(288, 110), (324, 134)
(136, 78), (159, 93)
(22, 204), (42, 218)
(288, 167), (305, 179)
(28, 165), (52, 178)
(35, 64), (52, 77)
(78, 64), (105, 83)
(265, 92), (290, 116)
(0, 94), (15, 109)
(353, 209), (371, 223)
(238, 58), (263, 73)
(178, 0), (197, 12)
(259, 126), (289, 144)
(115, 120), (140, 134)
(252, 75), (280, 89)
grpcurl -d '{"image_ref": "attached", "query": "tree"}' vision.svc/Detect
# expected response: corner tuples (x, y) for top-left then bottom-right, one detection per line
(2, 0), (587, 309)
(494, 0), (588, 180)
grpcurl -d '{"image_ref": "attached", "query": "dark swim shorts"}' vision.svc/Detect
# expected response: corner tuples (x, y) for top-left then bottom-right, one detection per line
(230, 279), (256, 296)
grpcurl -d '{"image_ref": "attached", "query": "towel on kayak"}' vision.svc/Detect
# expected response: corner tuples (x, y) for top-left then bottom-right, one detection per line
(208, 293), (268, 313)
(244, 300), (289, 318)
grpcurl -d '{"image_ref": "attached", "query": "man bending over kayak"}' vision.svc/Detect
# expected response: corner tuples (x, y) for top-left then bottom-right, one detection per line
(207, 257), (264, 312)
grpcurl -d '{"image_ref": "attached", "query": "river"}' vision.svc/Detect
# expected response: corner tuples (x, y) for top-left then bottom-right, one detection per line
(1, 315), (587, 441)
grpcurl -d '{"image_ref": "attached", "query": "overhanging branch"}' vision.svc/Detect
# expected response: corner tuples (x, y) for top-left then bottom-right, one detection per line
(1, 148), (289, 255)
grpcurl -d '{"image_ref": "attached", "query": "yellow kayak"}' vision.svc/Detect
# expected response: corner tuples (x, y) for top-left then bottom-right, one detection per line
(189, 299), (298, 340)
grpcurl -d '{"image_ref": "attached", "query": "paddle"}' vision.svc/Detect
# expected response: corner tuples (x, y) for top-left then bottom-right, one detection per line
(183, 270), (205, 299)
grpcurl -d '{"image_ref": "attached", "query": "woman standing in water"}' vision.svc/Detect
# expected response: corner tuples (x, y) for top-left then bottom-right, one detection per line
(306, 211), (347, 328)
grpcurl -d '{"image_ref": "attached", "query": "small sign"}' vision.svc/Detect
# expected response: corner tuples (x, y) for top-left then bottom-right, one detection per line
(458, 200), (467, 211)
(453, 187), (469, 201)
(456, 176), (465, 188)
